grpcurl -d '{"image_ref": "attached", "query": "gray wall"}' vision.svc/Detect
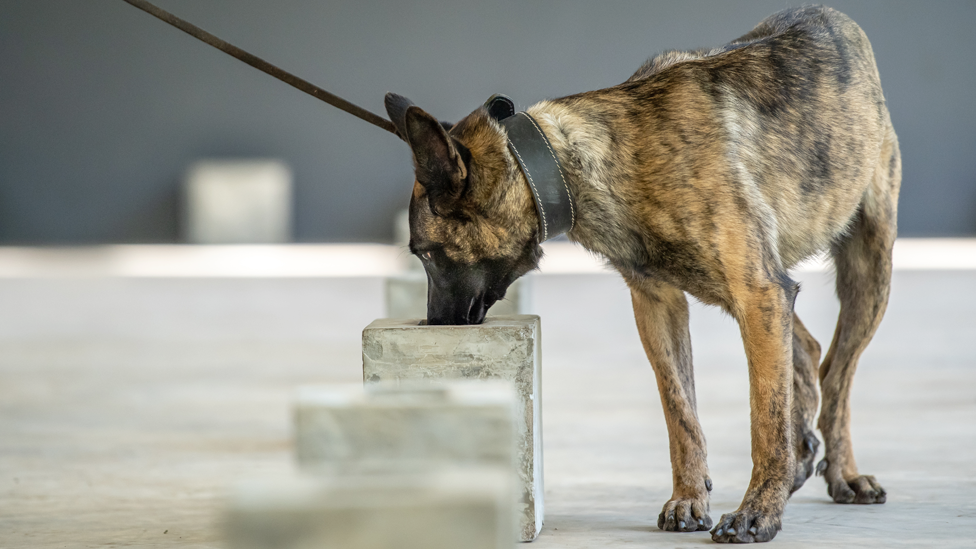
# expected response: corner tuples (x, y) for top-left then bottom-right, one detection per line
(2, 0), (974, 243)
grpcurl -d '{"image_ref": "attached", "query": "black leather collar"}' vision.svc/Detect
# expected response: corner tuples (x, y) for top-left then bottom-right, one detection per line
(485, 95), (576, 243)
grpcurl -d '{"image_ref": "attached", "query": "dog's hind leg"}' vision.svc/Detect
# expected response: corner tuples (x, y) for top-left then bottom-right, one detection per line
(790, 313), (821, 494)
(627, 276), (712, 532)
(817, 127), (900, 504)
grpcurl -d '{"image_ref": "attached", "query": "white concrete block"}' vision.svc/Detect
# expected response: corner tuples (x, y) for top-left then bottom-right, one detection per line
(225, 469), (514, 549)
(362, 315), (543, 541)
(294, 381), (516, 472)
(385, 272), (532, 318)
(183, 159), (292, 244)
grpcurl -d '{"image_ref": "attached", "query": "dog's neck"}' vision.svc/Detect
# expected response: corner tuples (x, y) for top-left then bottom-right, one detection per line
(523, 99), (636, 258)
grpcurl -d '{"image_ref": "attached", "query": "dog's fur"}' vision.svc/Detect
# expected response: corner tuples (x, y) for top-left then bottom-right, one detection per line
(385, 5), (900, 543)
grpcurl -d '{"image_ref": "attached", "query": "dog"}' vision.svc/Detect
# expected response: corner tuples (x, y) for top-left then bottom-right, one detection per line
(383, 5), (900, 543)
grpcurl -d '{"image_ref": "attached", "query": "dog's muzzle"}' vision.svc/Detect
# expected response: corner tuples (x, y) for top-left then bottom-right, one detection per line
(426, 278), (501, 326)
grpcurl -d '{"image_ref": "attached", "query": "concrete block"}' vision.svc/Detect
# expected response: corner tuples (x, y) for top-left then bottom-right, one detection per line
(362, 315), (543, 541)
(183, 159), (292, 243)
(295, 381), (516, 472)
(225, 468), (514, 549)
(385, 272), (532, 318)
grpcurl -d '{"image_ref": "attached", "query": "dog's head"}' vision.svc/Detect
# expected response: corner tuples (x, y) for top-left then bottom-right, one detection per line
(385, 93), (543, 325)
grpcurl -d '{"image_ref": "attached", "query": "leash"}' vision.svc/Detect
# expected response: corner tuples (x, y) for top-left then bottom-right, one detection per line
(120, 0), (397, 136)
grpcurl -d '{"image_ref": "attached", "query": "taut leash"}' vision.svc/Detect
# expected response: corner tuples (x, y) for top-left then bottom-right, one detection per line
(120, 0), (398, 136)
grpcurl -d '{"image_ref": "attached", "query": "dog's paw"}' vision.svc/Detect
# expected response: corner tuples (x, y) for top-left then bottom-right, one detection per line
(710, 507), (782, 543)
(818, 459), (886, 504)
(790, 431), (819, 494)
(657, 497), (712, 532)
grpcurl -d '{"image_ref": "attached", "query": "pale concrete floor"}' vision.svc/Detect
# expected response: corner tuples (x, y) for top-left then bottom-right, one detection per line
(1, 270), (974, 547)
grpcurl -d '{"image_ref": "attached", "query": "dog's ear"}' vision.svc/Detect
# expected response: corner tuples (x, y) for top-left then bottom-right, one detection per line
(385, 92), (455, 141)
(404, 105), (468, 217)
(384, 92), (414, 141)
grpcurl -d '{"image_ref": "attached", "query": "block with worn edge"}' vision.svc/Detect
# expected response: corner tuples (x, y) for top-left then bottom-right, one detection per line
(224, 468), (514, 549)
(294, 381), (516, 472)
(362, 315), (543, 542)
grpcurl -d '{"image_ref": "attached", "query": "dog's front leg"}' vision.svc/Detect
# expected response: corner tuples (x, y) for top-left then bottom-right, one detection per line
(627, 276), (712, 532)
(712, 279), (797, 543)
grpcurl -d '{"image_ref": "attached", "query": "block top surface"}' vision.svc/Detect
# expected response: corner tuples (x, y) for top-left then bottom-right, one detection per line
(296, 381), (517, 409)
(229, 468), (512, 511)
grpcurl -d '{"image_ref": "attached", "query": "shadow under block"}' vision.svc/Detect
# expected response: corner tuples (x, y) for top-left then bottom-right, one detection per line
(294, 382), (516, 472)
(385, 272), (531, 319)
(225, 469), (514, 549)
(362, 315), (543, 541)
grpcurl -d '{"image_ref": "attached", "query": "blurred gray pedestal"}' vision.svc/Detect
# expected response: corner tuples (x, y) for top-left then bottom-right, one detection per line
(225, 470), (513, 549)
(183, 159), (292, 244)
(294, 382), (516, 472)
(362, 315), (543, 541)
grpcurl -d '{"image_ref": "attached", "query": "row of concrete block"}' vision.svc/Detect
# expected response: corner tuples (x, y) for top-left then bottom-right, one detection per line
(224, 315), (544, 548)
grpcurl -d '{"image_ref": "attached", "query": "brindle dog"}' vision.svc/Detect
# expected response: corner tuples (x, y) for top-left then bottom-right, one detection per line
(384, 5), (900, 543)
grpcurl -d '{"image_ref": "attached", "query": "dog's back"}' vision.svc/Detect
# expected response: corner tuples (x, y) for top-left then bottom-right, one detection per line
(543, 6), (896, 279)
(638, 5), (894, 268)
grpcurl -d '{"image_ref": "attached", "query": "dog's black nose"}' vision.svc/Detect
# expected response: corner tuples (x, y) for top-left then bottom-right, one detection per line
(426, 309), (486, 326)
(426, 313), (481, 326)
(467, 304), (488, 325)
(426, 294), (491, 326)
